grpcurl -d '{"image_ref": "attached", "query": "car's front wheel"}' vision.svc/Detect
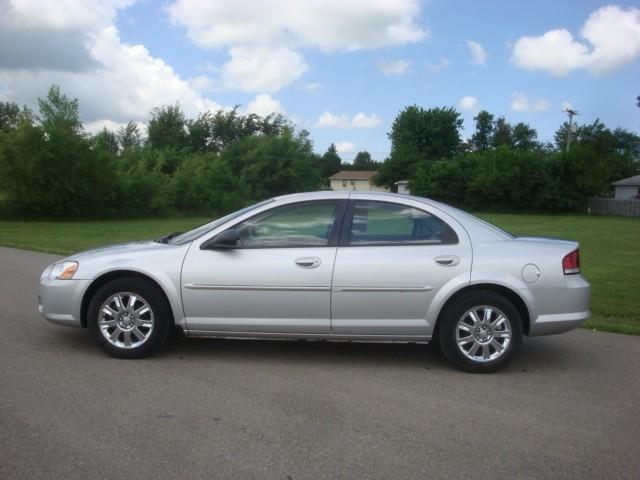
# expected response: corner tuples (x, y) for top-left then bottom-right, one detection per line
(439, 291), (523, 373)
(88, 278), (171, 358)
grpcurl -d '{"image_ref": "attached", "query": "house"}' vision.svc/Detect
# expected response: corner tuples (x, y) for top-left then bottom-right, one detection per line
(329, 170), (389, 192)
(395, 180), (410, 194)
(611, 175), (640, 199)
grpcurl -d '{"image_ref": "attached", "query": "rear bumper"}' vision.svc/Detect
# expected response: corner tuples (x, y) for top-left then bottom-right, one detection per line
(38, 278), (89, 327)
(529, 310), (590, 336)
(528, 275), (590, 336)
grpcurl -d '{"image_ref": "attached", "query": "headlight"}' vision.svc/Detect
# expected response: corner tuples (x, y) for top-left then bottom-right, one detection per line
(49, 261), (79, 280)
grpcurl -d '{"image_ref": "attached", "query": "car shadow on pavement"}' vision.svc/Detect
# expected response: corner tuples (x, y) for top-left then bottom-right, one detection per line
(44, 325), (581, 373)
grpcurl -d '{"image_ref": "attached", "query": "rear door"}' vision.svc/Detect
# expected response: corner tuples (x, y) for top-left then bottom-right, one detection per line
(331, 197), (471, 337)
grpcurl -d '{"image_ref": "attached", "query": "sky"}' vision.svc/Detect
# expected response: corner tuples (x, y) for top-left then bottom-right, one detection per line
(0, 0), (639, 161)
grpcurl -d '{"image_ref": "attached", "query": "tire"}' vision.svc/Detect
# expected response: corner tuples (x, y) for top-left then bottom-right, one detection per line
(438, 291), (523, 373)
(87, 278), (172, 359)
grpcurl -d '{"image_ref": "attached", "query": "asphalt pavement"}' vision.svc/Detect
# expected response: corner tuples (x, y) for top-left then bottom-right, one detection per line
(0, 245), (638, 479)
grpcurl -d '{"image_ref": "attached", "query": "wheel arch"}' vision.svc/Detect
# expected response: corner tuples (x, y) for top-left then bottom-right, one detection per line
(432, 283), (531, 339)
(80, 270), (176, 328)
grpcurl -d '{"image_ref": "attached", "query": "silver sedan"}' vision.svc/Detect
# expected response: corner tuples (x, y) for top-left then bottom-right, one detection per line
(38, 191), (590, 372)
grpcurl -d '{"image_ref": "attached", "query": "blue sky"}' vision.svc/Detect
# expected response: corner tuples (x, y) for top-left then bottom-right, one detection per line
(1, 0), (639, 161)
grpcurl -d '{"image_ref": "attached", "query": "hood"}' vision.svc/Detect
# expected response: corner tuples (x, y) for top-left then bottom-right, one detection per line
(60, 240), (164, 261)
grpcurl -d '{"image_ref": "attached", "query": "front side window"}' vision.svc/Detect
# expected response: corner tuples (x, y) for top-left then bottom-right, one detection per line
(235, 201), (340, 248)
(348, 201), (458, 246)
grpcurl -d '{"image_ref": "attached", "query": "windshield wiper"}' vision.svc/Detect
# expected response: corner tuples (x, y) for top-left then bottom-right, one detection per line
(155, 232), (183, 244)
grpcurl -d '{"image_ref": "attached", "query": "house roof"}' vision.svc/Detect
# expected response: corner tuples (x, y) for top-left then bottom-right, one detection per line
(611, 174), (640, 186)
(329, 170), (377, 180)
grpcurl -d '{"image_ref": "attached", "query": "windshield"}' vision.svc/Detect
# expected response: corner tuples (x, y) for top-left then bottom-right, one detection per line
(167, 199), (274, 245)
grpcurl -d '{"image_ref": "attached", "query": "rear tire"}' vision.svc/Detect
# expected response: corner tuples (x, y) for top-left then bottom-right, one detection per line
(438, 291), (523, 373)
(88, 278), (171, 359)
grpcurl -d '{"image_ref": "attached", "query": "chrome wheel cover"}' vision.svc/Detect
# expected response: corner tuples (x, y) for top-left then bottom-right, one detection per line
(98, 292), (154, 349)
(455, 305), (512, 363)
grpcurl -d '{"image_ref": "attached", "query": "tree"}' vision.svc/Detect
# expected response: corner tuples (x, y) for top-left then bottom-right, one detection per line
(93, 128), (119, 156)
(318, 143), (342, 179)
(491, 117), (513, 148)
(147, 104), (188, 151)
(221, 127), (322, 200)
(38, 84), (83, 134)
(377, 106), (463, 187)
(512, 122), (539, 151)
(117, 121), (141, 150)
(0, 85), (117, 217)
(0, 101), (22, 132)
(470, 110), (494, 151)
(352, 151), (378, 170)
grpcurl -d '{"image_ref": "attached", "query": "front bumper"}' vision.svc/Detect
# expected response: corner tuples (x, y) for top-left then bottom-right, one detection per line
(38, 278), (90, 327)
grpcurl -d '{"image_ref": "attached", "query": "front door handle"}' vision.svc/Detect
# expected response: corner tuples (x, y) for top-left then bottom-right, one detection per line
(295, 257), (321, 269)
(435, 255), (460, 267)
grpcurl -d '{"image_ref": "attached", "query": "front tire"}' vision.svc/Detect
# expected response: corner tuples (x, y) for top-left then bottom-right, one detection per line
(439, 291), (523, 373)
(88, 278), (171, 359)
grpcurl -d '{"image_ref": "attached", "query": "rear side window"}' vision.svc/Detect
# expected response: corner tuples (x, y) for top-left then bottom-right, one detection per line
(348, 201), (458, 246)
(235, 201), (340, 248)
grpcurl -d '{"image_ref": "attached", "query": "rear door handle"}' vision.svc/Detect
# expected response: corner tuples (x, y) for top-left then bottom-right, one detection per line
(295, 257), (321, 269)
(435, 255), (460, 267)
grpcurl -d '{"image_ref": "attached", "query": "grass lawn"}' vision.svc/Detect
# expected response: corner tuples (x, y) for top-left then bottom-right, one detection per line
(0, 213), (638, 335)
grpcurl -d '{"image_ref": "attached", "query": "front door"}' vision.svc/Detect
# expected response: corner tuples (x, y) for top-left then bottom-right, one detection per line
(181, 200), (345, 334)
(331, 199), (471, 336)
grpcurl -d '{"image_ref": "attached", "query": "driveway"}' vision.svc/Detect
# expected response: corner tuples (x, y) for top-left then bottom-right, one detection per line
(0, 246), (638, 479)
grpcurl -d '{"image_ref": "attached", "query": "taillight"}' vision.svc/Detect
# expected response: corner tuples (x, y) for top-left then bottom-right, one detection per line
(562, 249), (580, 275)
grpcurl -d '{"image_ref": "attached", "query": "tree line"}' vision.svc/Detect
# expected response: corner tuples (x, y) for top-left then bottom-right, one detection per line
(376, 105), (639, 211)
(0, 85), (638, 219)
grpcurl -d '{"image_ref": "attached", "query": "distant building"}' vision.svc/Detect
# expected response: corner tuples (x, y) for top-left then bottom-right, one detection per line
(329, 171), (388, 192)
(611, 175), (640, 199)
(395, 180), (410, 194)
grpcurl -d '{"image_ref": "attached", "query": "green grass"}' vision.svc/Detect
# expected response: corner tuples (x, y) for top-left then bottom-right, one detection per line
(0, 213), (638, 335)
(0, 217), (210, 255)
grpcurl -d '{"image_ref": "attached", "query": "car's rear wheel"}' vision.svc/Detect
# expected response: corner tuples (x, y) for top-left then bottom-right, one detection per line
(88, 278), (171, 358)
(439, 291), (523, 373)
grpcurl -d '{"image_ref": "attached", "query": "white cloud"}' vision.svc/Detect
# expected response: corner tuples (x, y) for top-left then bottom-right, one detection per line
(379, 59), (411, 75)
(511, 5), (640, 75)
(303, 82), (321, 92)
(167, 0), (426, 51)
(510, 92), (549, 113)
(314, 111), (381, 129)
(335, 141), (356, 154)
(244, 93), (284, 117)
(426, 58), (450, 74)
(0, 0), (224, 127)
(352, 112), (382, 128)
(459, 96), (479, 112)
(220, 47), (307, 93)
(167, 0), (426, 91)
(466, 40), (487, 65)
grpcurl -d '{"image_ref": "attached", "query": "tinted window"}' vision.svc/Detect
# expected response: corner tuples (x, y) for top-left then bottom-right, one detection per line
(349, 201), (458, 246)
(236, 201), (339, 248)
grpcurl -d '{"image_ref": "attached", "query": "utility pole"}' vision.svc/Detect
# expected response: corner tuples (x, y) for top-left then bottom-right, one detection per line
(563, 108), (579, 152)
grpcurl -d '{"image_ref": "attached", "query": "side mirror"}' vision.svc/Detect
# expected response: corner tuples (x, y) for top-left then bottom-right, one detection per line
(202, 229), (240, 250)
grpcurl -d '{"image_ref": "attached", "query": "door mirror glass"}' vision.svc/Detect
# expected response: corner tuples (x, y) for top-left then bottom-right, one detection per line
(202, 229), (240, 249)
